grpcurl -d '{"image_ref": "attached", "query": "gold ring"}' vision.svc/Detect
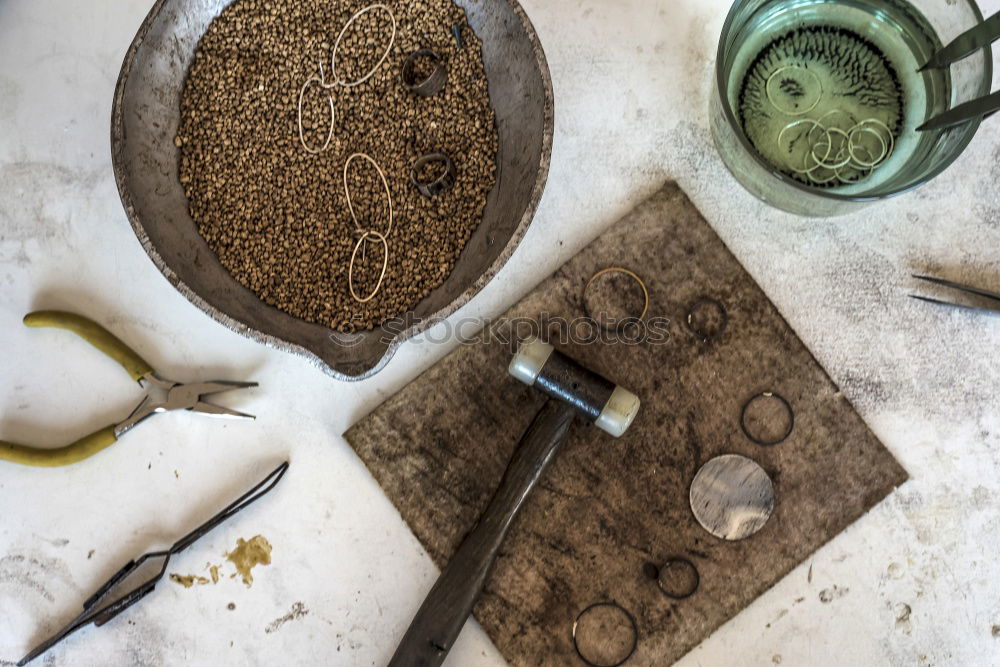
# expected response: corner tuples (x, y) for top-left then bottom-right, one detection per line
(584, 267), (650, 321)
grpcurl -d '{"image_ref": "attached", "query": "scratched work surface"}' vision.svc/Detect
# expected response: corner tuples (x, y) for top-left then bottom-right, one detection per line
(345, 183), (908, 665)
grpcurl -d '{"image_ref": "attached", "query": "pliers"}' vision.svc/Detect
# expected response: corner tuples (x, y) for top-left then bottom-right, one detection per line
(1, 311), (257, 467)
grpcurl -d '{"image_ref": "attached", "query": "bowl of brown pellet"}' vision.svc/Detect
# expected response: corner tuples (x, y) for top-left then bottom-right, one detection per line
(112, 0), (553, 380)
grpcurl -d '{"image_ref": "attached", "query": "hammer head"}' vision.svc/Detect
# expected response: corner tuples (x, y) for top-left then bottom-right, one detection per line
(509, 337), (641, 438)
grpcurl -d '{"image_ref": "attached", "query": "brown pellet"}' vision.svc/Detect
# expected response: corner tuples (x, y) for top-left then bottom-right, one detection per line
(176, 0), (498, 331)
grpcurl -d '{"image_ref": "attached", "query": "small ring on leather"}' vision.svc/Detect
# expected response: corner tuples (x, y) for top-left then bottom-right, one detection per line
(685, 297), (728, 343)
(656, 557), (700, 599)
(410, 153), (457, 198)
(572, 602), (639, 667)
(401, 49), (447, 97)
(740, 391), (794, 446)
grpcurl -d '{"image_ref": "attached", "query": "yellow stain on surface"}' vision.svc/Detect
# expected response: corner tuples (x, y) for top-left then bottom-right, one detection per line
(169, 574), (210, 588)
(226, 535), (272, 587)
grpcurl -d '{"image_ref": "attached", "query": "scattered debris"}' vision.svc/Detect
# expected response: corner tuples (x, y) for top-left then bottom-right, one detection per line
(265, 602), (309, 634)
(765, 609), (788, 628)
(171, 562), (226, 588)
(818, 585), (850, 603)
(87, 550), (95, 559)
(170, 574), (210, 588)
(992, 624), (1000, 638)
(895, 603), (912, 631)
(228, 602), (236, 611)
(226, 535), (272, 587)
(0, 554), (73, 603)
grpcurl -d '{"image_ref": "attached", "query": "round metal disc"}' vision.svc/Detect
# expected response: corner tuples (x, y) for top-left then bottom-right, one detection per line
(689, 455), (774, 541)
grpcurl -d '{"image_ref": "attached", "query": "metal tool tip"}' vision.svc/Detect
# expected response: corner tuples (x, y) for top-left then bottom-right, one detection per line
(909, 295), (947, 307)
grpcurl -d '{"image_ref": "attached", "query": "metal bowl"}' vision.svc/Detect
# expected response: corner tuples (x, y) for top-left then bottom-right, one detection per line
(112, 0), (553, 380)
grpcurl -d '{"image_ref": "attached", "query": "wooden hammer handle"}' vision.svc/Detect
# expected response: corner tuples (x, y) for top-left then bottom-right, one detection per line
(388, 398), (577, 667)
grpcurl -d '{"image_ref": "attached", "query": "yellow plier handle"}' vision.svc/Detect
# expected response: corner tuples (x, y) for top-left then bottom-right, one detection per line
(24, 311), (154, 381)
(1, 427), (120, 468)
(0, 311), (155, 468)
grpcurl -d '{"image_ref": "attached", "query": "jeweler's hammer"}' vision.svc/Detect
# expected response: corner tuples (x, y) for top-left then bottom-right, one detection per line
(388, 337), (641, 667)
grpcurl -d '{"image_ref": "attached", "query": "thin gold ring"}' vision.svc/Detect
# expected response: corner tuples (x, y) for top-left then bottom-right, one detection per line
(344, 152), (394, 238)
(331, 4), (397, 88)
(585, 267), (650, 321)
(765, 66), (822, 116)
(348, 231), (389, 304)
(297, 74), (335, 155)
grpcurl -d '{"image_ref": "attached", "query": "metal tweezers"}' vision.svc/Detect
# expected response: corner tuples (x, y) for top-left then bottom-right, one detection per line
(18, 461), (290, 666)
(910, 275), (1000, 315)
(918, 11), (1000, 131)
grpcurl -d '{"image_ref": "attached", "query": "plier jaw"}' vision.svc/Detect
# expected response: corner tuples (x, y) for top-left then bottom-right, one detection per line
(163, 380), (260, 417)
(116, 377), (259, 438)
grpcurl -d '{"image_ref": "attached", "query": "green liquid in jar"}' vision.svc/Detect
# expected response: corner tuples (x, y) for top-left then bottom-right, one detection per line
(725, 0), (951, 194)
(739, 26), (904, 187)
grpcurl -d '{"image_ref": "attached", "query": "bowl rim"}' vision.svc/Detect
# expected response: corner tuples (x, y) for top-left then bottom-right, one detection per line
(111, 0), (555, 381)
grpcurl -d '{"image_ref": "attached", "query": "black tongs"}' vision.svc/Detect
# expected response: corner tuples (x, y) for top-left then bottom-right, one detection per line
(18, 462), (289, 666)
(918, 11), (1000, 131)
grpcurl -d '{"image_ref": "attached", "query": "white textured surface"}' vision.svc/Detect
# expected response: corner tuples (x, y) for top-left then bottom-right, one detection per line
(2, 0), (1000, 665)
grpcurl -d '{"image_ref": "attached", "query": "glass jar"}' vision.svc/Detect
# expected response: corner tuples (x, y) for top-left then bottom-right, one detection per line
(711, 0), (993, 216)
